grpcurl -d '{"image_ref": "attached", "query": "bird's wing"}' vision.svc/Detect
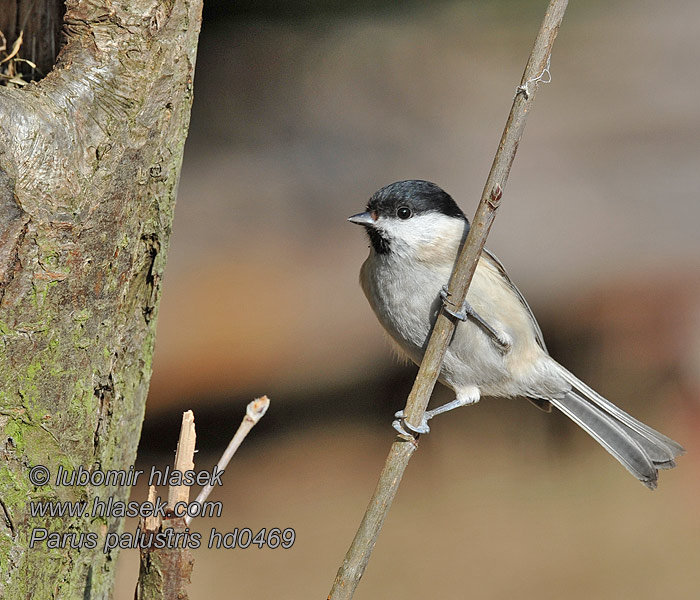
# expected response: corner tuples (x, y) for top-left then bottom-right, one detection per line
(481, 247), (548, 354)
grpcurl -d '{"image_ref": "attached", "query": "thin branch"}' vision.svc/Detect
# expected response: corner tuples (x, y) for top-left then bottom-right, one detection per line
(185, 395), (270, 526)
(328, 1), (569, 598)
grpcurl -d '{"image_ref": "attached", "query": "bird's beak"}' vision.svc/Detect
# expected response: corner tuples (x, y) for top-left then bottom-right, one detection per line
(347, 211), (376, 227)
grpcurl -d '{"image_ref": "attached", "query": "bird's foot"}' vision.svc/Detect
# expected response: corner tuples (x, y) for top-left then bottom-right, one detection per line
(392, 410), (431, 436)
(392, 389), (481, 436)
(440, 285), (511, 353)
(440, 285), (468, 321)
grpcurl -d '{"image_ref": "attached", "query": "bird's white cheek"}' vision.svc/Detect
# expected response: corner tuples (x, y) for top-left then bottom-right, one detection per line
(377, 213), (465, 261)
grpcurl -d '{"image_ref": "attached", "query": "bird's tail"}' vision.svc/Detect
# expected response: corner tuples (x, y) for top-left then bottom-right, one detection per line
(544, 364), (685, 489)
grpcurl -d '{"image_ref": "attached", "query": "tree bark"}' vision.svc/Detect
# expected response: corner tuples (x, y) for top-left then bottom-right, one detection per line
(0, 0), (203, 596)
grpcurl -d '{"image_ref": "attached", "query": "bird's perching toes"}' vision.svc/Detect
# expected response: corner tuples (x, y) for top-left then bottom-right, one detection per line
(392, 411), (430, 437)
(440, 285), (511, 352)
(392, 389), (481, 437)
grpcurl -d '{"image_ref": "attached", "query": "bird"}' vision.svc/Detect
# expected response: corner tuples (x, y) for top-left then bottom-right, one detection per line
(348, 179), (684, 489)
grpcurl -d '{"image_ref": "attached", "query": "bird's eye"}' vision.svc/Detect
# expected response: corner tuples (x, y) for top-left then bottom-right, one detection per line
(397, 206), (412, 220)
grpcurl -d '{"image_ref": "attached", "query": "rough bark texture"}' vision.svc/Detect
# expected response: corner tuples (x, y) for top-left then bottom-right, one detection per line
(0, 0), (203, 596)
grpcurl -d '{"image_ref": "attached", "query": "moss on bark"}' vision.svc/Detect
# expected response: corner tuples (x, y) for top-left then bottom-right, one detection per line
(0, 0), (203, 595)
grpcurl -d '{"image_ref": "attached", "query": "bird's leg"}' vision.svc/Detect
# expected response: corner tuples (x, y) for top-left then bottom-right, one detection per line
(440, 285), (511, 352)
(393, 387), (480, 436)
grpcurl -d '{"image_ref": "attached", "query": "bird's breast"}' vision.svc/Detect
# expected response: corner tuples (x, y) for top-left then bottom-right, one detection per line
(360, 252), (551, 397)
(360, 254), (445, 364)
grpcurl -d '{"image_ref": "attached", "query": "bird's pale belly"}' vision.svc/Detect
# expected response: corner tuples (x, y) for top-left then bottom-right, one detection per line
(360, 254), (555, 399)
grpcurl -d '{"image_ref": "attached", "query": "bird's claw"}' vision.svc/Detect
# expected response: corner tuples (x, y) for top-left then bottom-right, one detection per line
(393, 410), (431, 436)
(440, 285), (467, 321)
(440, 285), (511, 353)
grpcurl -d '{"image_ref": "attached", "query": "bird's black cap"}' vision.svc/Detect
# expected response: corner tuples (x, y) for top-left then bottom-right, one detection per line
(367, 180), (467, 220)
(349, 180), (468, 254)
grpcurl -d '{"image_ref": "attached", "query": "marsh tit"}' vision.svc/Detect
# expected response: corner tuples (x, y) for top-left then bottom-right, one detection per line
(349, 180), (684, 489)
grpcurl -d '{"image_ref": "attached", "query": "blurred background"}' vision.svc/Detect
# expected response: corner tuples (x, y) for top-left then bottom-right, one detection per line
(115, 0), (700, 597)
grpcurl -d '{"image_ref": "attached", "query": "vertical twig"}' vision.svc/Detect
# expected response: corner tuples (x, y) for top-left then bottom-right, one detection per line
(328, 1), (569, 598)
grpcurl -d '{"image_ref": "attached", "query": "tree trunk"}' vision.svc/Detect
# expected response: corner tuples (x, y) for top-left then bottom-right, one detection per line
(0, 0), (202, 596)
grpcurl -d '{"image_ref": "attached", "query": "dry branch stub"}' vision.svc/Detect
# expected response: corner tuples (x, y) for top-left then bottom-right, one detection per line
(137, 411), (198, 600)
(136, 398), (270, 597)
(167, 410), (197, 507)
